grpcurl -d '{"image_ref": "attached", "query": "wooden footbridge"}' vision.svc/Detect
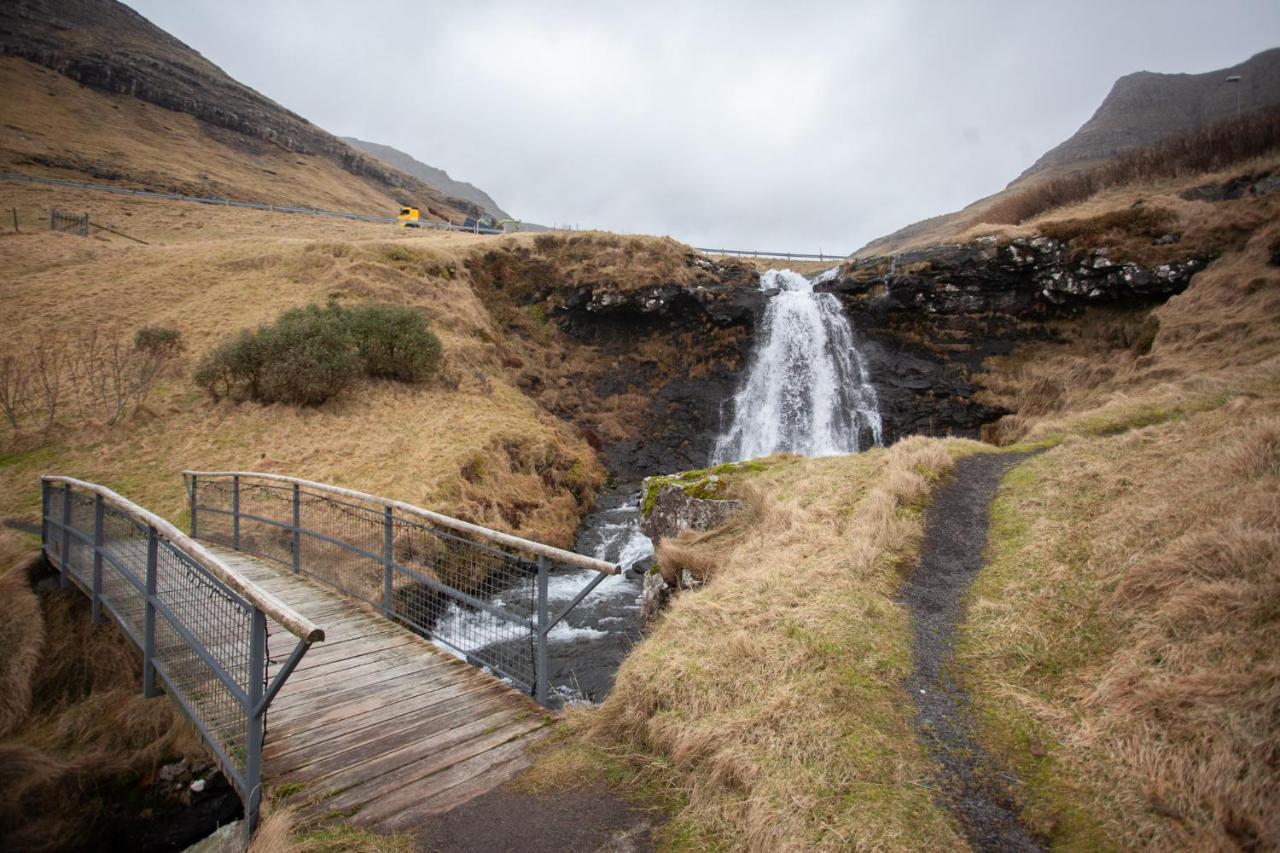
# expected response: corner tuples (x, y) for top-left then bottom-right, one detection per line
(39, 472), (620, 839)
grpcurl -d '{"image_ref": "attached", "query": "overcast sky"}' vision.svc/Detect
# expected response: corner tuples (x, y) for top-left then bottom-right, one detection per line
(129, 1), (1278, 252)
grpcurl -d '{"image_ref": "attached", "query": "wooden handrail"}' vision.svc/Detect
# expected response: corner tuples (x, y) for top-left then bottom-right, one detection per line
(41, 475), (325, 643)
(183, 470), (621, 575)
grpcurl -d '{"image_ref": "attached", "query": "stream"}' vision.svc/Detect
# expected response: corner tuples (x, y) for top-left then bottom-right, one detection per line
(433, 266), (883, 705)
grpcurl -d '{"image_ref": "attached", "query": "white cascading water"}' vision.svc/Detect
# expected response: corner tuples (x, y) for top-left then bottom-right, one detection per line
(713, 269), (883, 463)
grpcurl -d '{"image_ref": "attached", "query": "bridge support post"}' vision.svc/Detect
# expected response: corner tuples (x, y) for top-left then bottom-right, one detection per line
(60, 483), (72, 587)
(382, 506), (394, 619)
(535, 555), (549, 707)
(143, 525), (160, 698)
(232, 475), (241, 550)
(188, 474), (198, 538)
(244, 609), (267, 841)
(91, 494), (104, 624)
(291, 484), (301, 574)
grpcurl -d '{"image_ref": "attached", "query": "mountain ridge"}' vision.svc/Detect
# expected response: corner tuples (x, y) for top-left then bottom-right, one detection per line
(340, 136), (510, 221)
(855, 46), (1280, 257)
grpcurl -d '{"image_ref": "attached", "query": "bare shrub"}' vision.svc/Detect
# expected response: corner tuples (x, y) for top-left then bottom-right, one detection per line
(0, 354), (30, 432)
(0, 329), (182, 437)
(982, 107), (1280, 225)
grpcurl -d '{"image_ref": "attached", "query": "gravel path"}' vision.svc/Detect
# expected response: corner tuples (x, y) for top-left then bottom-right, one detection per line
(415, 784), (655, 852)
(901, 451), (1044, 851)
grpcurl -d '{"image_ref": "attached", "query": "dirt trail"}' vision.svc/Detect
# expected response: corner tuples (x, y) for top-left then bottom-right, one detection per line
(902, 451), (1044, 851)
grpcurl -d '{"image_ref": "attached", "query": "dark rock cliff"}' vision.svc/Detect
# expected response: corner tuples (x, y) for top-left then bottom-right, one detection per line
(824, 236), (1210, 440)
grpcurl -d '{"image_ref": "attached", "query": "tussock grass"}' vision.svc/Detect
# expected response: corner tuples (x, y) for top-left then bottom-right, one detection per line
(957, 195), (1280, 847)
(547, 438), (984, 850)
(0, 559), (207, 851)
(250, 803), (412, 853)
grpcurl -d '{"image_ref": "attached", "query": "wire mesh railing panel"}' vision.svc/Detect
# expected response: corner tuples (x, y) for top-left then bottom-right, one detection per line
(40, 476), (324, 835)
(152, 541), (255, 777)
(98, 506), (150, 643)
(392, 517), (538, 690)
(297, 492), (385, 604)
(236, 482), (295, 566)
(65, 490), (97, 584)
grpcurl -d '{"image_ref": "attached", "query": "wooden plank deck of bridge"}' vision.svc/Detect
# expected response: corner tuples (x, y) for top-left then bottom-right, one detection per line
(208, 547), (553, 834)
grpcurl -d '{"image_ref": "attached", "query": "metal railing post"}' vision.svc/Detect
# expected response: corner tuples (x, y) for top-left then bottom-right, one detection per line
(232, 475), (241, 550)
(188, 474), (198, 538)
(40, 479), (49, 558)
(383, 506), (394, 618)
(143, 525), (160, 697)
(60, 482), (72, 587)
(245, 608), (267, 839)
(291, 483), (301, 574)
(535, 555), (549, 706)
(91, 494), (104, 624)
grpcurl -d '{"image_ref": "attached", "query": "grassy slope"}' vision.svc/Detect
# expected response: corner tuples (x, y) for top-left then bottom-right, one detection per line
(527, 438), (1003, 851)
(954, 204), (1280, 847)
(0, 182), (610, 555)
(526, 170), (1279, 850)
(0, 56), (423, 216)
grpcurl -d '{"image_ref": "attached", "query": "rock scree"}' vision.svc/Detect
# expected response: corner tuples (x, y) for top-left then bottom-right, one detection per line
(901, 451), (1044, 851)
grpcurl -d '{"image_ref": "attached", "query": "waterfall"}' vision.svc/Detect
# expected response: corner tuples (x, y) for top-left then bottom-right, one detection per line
(712, 269), (882, 463)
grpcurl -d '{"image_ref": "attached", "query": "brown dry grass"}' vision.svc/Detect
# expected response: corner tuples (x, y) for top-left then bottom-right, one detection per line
(0, 562), (207, 851)
(982, 107), (1280, 226)
(545, 437), (989, 850)
(250, 803), (413, 853)
(0, 184), (608, 548)
(0, 56), (452, 218)
(953, 185), (1280, 848)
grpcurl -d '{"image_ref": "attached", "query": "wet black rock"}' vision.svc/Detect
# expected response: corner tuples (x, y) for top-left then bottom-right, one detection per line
(1180, 169), (1279, 202)
(553, 259), (765, 479)
(822, 236), (1212, 442)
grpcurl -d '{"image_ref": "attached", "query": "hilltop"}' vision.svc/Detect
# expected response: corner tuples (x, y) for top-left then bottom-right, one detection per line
(857, 47), (1280, 257)
(0, 0), (472, 221)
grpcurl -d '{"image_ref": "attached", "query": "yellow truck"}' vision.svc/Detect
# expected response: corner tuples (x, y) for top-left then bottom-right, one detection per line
(397, 206), (421, 228)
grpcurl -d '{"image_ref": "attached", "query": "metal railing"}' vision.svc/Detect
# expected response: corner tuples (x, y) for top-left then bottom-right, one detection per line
(39, 475), (323, 837)
(694, 246), (844, 262)
(183, 471), (619, 706)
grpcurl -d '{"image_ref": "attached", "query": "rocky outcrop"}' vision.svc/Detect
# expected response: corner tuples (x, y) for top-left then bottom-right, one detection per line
(470, 243), (764, 479)
(825, 236), (1211, 440)
(638, 480), (743, 624)
(639, 485), (743, 543)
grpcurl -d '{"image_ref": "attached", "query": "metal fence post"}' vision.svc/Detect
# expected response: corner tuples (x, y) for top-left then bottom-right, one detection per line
(232, 475), (241, 550)
(143, 525), (160, 698)
(60, 483), (72, 587)
(535, 555), (549, 707)
(188, 474), (198, 538)
(245, 609), (267, 839)
(291, 483), (301, 574)
(383, 506), (394, 618)
(91, 494), (104, 624)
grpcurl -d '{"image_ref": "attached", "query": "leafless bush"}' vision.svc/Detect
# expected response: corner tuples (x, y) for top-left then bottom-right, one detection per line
(0, 355), (30, 432)
(983, 107), (1280, 225)
(0, 328), (183, 438)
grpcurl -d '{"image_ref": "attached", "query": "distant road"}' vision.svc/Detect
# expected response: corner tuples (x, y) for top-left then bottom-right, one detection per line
(5, 171), (845, 259)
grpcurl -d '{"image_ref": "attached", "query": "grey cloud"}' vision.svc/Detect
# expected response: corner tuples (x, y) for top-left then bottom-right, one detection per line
(129, 0), (1280, 252)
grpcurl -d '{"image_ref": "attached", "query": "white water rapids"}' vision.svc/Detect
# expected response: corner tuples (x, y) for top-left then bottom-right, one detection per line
(713, 268), (883, 463)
